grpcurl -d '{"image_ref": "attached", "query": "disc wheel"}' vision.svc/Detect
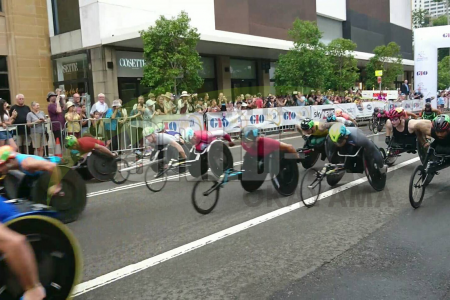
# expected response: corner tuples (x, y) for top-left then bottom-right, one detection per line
(191, 175), (220, 214)
(187, 151), (208, 178)
(409, 165), (427, 209)
(363, 153), (386, 192)
(300, 148), (320, 169)
(111, 158), (130, 184)
(384, 148), (398, 166)
(0, 215), (82, 300)
(208, 141), (234, 178)
(271, 156), (299, 197)
(240, 153), (267, 193)
(300, 168), (322, 208)
(144, 160), (167, 192)
(76, 167), (94, 180)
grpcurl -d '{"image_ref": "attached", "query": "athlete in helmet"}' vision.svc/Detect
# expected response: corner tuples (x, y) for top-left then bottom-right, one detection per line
(385, 107), (431, 149)
(334, 109), (357, 126)
(241, 125), (298, 158)
(419, 103), (440, 121)
(415, 115), (450, 156)
(143, 127), (187, 159)
(183, 128), (235, 152)
(327, 123), (387, 175)
(296, 118), (336, 146)
(65, 135), (116, 159)
(327, 113), (356, 127)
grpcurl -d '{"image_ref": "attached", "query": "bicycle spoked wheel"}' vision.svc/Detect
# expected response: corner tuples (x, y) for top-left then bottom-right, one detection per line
(144, 160), (167, 192)
(300, 168), (322, 208)
(112, 159), (130, 184)
(409, 165), (426, 209)
(372, 122), (379, 134)
(191, 175), (220, 214)
(368, 120), (373, 131)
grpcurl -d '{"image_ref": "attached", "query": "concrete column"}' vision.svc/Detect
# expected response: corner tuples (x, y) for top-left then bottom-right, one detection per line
(257, 60), (271, 97)
(90, 47), (116, 106)
(216, 56), (231, 100)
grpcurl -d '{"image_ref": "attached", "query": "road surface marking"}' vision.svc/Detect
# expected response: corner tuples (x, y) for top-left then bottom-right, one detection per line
(73, 156), (419, 297)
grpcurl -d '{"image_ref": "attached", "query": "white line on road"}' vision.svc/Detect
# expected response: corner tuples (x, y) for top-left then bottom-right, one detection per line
(73, 156), (419, 297)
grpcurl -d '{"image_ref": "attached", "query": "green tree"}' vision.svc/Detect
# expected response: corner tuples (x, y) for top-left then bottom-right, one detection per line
(365, 42), (403, 89)
(326, 38), (359, 94)
(412, 8), (431, 28)
(274, 19), (329, 94)
(433, 15), (448, 26)
(140, 12), (203, 96)
(438, 56), (450, 90)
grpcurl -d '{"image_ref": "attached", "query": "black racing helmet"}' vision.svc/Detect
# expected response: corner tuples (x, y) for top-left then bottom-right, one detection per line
(432, 115), (450, 132)
(374, 107), (379, 113)
(300, 118), (314, 130)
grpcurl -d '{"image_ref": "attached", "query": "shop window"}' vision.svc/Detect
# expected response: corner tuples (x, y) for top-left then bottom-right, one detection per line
(230, 59), (256, 79)
(52, 0), (81, 35)
(0, 0), (3, 12)
(199, 57), (216, 79)
(0, 56), (9, 102)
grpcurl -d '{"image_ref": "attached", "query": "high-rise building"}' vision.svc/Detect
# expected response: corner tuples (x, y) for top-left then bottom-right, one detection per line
(0, 0), (53, 105)
(47, 0), (414, 102)
(414, 0), (448, 18)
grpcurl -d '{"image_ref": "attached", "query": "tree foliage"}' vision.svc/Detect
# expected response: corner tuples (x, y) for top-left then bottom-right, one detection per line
(412, 8), (431, 28)
(274, 19), (329, 94)
(438, 56), (450, 90)
(433, 15), (448, 26)
(325, 38), (359, 94)
(365, 42), (403, 89)
(140, 11), (203, 96)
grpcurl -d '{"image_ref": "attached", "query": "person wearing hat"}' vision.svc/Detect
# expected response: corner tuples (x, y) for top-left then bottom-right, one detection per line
(178, 91), (190, 115)
(65, 101), (81, 138)
(146, 93), (156, 112)
(47, 91), (65, 146)
(129, 96), (152, 149)
(26, 102), (48, 157)
(162, 92), (176, 115)
(104, 100), (122, 151)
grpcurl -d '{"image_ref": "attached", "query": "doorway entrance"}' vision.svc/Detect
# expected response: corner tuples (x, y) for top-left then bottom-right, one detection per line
(118, 77), (151, 106)
(231, 79), (258, 101)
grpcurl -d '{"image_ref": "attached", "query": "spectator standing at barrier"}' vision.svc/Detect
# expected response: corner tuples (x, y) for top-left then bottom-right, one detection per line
(401, 80), (409, 95)
(72, 93), (82, 108)
(254, 93), (264, 108)
(178, 91), (190, 114)
(65, 101), (81, 138)
(146, 93), (156, 110)
(0, 99), (17, 151)
(209, 99), (220, 112)
(47, 91), (65, 146)
(438, 92), (445, 113)
(89, 93), (109, 117)
(226, 101), (234, 112)
(104, 100), (122, 151)
(26, 102), (47, 156)
(9, 94), (31, 153)
(187, 95), (196, 113)
(162, 92), (175, 115)
(89, 110), (105, 140)
(234, 101), (242, 112)
(154, 96), (166, 115)
(80, 104), (89, 136)
(129, 98), (151, 149)
(413, 88), (424, 100)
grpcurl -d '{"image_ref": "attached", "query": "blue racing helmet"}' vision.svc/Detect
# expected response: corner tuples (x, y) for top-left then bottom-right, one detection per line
(242, 125), (259, 142)
(326, 114), (337, 122)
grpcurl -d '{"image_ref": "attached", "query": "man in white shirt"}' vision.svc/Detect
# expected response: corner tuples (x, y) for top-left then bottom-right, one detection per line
(90, 93), (109, 117)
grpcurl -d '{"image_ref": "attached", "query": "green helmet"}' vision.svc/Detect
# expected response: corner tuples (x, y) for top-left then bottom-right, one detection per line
(65, 135), (78, 148)
(143, 127), (155, 137)
(329, 123), (351, 143)
(155, 123), (164, 133)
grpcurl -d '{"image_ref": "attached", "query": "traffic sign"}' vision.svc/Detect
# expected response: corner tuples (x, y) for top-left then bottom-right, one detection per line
(377, 76), (382, 84)
(375, 70), (383, 77)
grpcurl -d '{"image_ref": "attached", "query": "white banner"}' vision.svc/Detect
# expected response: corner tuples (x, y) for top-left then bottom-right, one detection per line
(155, 113), (205, 134)
(361, 90), (398, 100)
(207, 112), (242, 133)
(281, 106), (310, 125)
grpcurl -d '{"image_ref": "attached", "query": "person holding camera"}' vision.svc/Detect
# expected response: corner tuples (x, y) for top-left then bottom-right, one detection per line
(178, 91), (190, 114)
(26, 102), (48, 156)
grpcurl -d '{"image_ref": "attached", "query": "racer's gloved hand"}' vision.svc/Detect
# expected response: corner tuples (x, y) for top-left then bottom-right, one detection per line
(385, 136), (391, 146)
(302, 135), (308, 141)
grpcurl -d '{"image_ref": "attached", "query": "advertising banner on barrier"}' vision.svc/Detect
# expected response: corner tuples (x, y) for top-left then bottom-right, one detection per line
(310, 105), (336, 120)
(387, 101), (403, 111)
(206, 112), (243, 133)
(281, 107), (310, 125)
(361, 90), (398, 100)
(154, 113), (205, 134)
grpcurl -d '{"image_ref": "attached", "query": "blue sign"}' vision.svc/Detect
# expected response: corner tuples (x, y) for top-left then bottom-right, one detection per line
(283, 112), (296, 120)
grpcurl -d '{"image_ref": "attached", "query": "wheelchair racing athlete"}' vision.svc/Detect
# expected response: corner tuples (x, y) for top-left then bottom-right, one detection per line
(385, 107), (431, 153)
(326, 113), (356, 127)
(143, 127), (187, 159)
(65, 135), (117, 159)
(183, 128), (235, 152)
(416, 115), (450, 161)
(334, 109), (357, 126)
(0, 200), (46, 300)
(325, 124), (387, 189)
(419, 103), (440, 121)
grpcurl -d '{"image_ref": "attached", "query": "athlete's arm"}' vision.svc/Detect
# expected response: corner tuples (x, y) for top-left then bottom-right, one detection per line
(0, 225), (45, 299)
(406, 111), (418, 119)
(295, 124), (303, 134)
(279, 142), (299, 159)
(347, 116), (357, 126)
(318, 122), (337, 131)
(385, 119), (392, 137)
(414, 121), (431, 147)
(433, 109), (441, 115)
(169, 141), (187, 159)
(93, 143), (116, 157)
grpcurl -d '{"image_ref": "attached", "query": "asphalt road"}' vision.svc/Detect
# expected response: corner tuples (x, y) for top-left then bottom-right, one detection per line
(68, 126), (450, 300)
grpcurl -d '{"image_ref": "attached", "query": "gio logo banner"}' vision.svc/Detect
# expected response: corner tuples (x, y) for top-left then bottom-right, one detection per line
(250, 115), (265, 124)
(416, 71), (428, 76)
(210, 117), (229, 128)
(444, 33), (450, 37)
(164, 122), (177, 131)
(283, 112), (296, 120)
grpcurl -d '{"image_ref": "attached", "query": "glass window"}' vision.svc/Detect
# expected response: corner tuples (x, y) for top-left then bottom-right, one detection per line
(53, 53), (88, 82)
(0, 0), (2, 12)
(230, 59), (256, 79)
(0, 56), (9, 102)
(52, 0), (81, 35)
(269, 62), (277, 80)
(198, 57), (215, 79)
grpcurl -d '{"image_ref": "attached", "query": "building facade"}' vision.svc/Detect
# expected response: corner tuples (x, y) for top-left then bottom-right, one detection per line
(414, 0), (448, 18)
(0, 0), (53, 106)
(48, 0), (414, 104)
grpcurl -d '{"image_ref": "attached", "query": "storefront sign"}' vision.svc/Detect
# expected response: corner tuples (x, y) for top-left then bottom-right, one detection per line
(116, 51), (145, 78)
(62, 62), (79, 74)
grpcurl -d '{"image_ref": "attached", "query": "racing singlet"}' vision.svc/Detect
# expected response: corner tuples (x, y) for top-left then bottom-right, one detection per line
(15, 154), (48, 176)
(392, 119), (417, 146)
(311, 121), (329, 137)
(422, 111), (436, 121)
